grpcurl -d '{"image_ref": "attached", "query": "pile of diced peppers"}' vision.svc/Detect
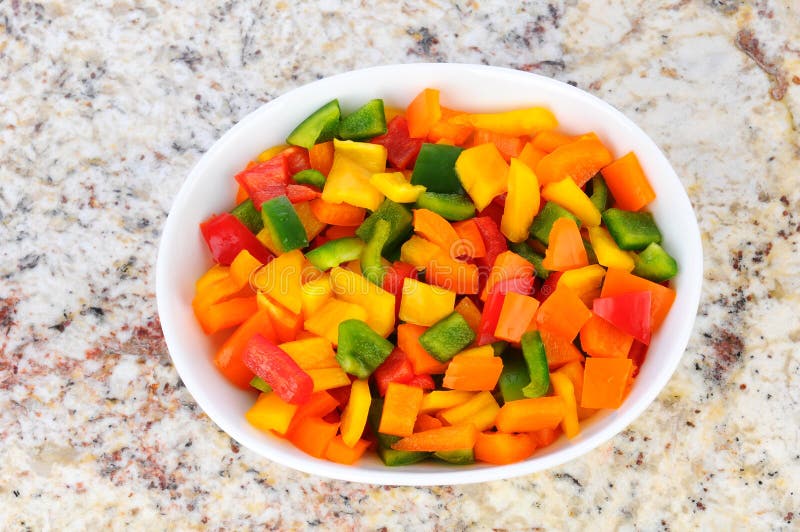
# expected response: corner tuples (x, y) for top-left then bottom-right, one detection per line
(193, 88), (678, 467)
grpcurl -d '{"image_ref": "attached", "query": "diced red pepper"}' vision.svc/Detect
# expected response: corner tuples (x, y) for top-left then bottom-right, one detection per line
(535, 271), (563, 303)
(327, 384), (352, 407)
(473, 216), (508, 272)
(242, 334), (313, 404)
(234, 156), (290, 209)
(382, 261), (419, 316)
(476, 201), (505, 233)
(592, 291), (652, 344)
(373, 348), (415, 396)
(282, 146), (312, 175)
(371, 116), (423, 170)
(199, 212), (272, 265)
(286, 184), (321, 203)
(477, 277), (535, 345)
(406, 373), (436, 390)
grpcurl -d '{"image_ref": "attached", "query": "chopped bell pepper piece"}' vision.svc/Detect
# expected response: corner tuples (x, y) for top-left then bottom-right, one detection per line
(322, 152), (384, 211)
(495, 396), (566, 433)
(329, 266), (396, 337)
(399, 277), (456, 327)
(602, 208), (662, 251)
(472, 129), (525, 161)
(600, 151), (656, 212)
(292, 169), (326, 189)
(361, 218), (391, 286)
(541, 177), (602, 227)
(338, 99), (387, 140)
(442, 352), (503, 391)
(356, 199), (413, 255)
(371, 115), (423, 170)
(494, 292), (540, 343)
(369, 172), (426, 203)
(592, 290), (652, 344)
(482, 250), (535, 300)
(379, 382), (424, 437)
(529, 201), (581, 246)
(418, 312), (476, 362)
(333, 139), (387, 173)
(549, 372), (580, 438)
(579, 314), (634, 359)
(452, 219), (487, 259)
(305, 237), (364, 271)
(382, 261), (418, 316)
(250, 249), (305, 314)
(540, 330), (584, 369)
(200, 212), (272, 265)
(410, 143), (465, 194)
(558, 264), (606, 307)
(541, 217), (589, 271)
(309, 198), (366, 226)
(588, 174), (609, 212)
(307, 367), (351, 391)
(308, 141), (335, 176)
(373, 348), (415, 396)
(340, 378), (372, 447)
(324, 435), (370, 465)
(246, 391), (298, 435)
(214, 309), (276, 389)
(303, 298), (367, 345)
(260, 195), (309, 253)
(474, 431), (537, 465)
(249, 376), (272, 393)
(501, 158), (541, 243)
(414, 192), (476, 221)
(587, 226), (635, 271)
(508, 241), (549, 279)
(287, 416), (339, 458)
(434, 448), (475, 465)
(230, 198), (264, 234)
(335, 319), (394, 378)
(368, 399), (430, 465)
(406, 88), (442, 139)
(581, 358), (633, 409)
(455, 143), (509, 211)
(397, 323), (449, 375)
(242, 334), (314, 405)
(472, 216), (508, 270)
(535, 137), (613, 187)
(601, 268), (676, 329)
(419, 390), (475, 413)
(454, 296), (482, 335)
(437, 390), (500, 431)
(520, 331), (550, 398)
(477, 277), (535, 346)
(286, 99), (341, 149)
(633, 242), (678, 282)
(452, 107), (558, 136)
(535, 284), (592, 341)
(392, 424), (478, 452)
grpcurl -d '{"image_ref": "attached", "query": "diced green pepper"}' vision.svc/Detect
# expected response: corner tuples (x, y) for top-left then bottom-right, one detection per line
(602, 208), (662, 251)
(260, 195), (308, 252)
(414, 192), (476, 221)
(529, 201), (581, 245)
(520, 331), (550, 398)
(633, 242), (678, 282)
(498, 352), (531, 403)
(410, 144), (464, 194)
(583, 238), (598, 264)
(492, 341), (509, 357)
(286, 99), (341, 149)
(361, 219), (390, 286)
(355, 199), (413, 256)
(249, 376), (272, 393)
(368, 399), (430, 466)
(230, 198), (264, 234)
(292, 169), (326, 189)
(588, 174), (609, 212)
(434, 449), (475, 465)
(337, 99), (387, 140)
(418, 312), (476, 362)
(335, 319), (394, 378)
(305, 237), (364, 271)
(509, 241), (549, 279)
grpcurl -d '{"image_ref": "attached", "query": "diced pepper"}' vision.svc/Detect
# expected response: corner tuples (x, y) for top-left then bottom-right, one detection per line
(454, 297), (482, 335)
(549, 372), (579, 438)
(508, 241), (549, 279)
(370, 115), (423, 170)
(229, 249), (264, 288)
(588, 174), (609, 212)
(580, 314), (634, 358)
(324, 435), (370, 464)
(246, 392), (298, 435)
(256, 144), (289, 163)
(235, 184), (249, 204)
(442, 352), (503, 391)
(541, 177), (601, 227)
(410, 143), (465, 193)
(250, 249), (305, 314)
(501, 158), (541, 243)
(397, 323), (449, 375)
(230, 199), (264, 234)
(373, 348), (415, 396)
(382, 261), (418, 316)
(428, 107), (473, 146)
(477, 277), (535, 346)
(309, 198), (366, 226)
(557, 264), (606, 307)
(419, 312), (476, 362)
(249, 375), (272, 393)
(306, 366), (351, 391)
(292, 169), (326, 189)
(277, 336), (338, 370)
(330, 266), (396, 337)
(287, 416), (339, 458)
(601, 268), (676, 329)
(309, 140), (335, 176)
(242, 334), (313, 404)
(520, 331), (550, 398)
(518, 142), (547, 170)
(600, 151), (655, 212)
(581, 358), (633, 409)
(482, 251), (535, 300)
(335, 319), (394, 378)
(535, 137), (613, 187)
(361, 218), (391, 286)
(369, 172), (426, 203)
(633, 242), (678, 282)
(333, 139), (387, 173)
(495, 396), (566, 433)
(338, 99), (387, 140)
(541, 217), (588, 272)
(303, 298), (368, 345)
(412, 208), (461, 255)
(379, 382), (424, 437)
(494, 292), (540, 343)
(195, 264), (230, 293)
(340, 379), (372, 447)
(415, 192), (476, 222)
(214, 309), (276, 389)
(399, 277), (456, 327)
(259, 195), (309, 253)
(452, 107), (557, 136)
(305, 237), (364, 272)
(472, 216), (508, 272)
(588, 226), (635, 271)
(436, 391), (500, 432)
(256, 293), (303, 343)
(234, 156), (290, 208)
(592, 291), (652, 344)
(392, 424), (478, 452)
(322, 151), (384, 211)
(472, 129), (524, 161)
(602, 208), (662, 251)
(455, 143), (509, 211)
(498, 353), (531, 402)
(452, 219), (487, 259)
(406, 88), (442, 139)
(323, 225), (358, 240)
(540, 330), (584, 370)
(419, 390), (475, 414)
(531, 130), (577, 152)
(282, 146), (312, 175)
(286, 99), (341, 149)
(555, 360), (597, 420)
(356, 199), (413, 255)
(474, 431), (537, 465)
(529, 201), (581, 246)
(399, 235), (441, 268)
(368, 399), (431, 466)
(433, 448), (475, 465)
(200, 212), (272, 265)
(194, 295), (258, 335)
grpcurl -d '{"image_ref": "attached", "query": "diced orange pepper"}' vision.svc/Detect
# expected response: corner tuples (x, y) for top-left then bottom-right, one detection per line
(413, 208), (461, 258)
(303, 298), (368, 346)
(495, 396), (566, 433)
(531, 130), (577, 152)
(419, 390), (476, 414)
(294, 201), (327, 241)
(229, 250), (263, 288)
(406, 88), (442, 138)
(529, 426), (561, 448)
(309, 140), (335, 176)
(287, 417), (340, 458)
(481, 250), (535, 300)
(397, 324), (449, 375)
(436, 390), (499, 431)
(600, 268), (676, 330)
(235, 184), (249, 204)
(540, 330), (585, 370)
(428, 107), (473, 145)
(323, 435), (370, 465)
(536, 285), (592, 341)
(309, 198), (366, 227)
(452, 219), (487, 259)
(246, 392), (298, 436)
(288, 391), (339, 430)
(517, 142), (547, 170)
(425, 256), (480, 295)
(474, 431), (537, 465)
(194, 295), (258, 335)
(600, 151), (656, 212)
(494, 292), (540, 343)
(541, 217), (589, 271)
(257, 293), (303, 343)
(579, 314), (634, 358)
(581, 358), (634, 409)
(454, 297), (482, 336)
(307, 367), (351, 392)
(214, 309), (276, 389)
(251, 249), (306, 314)
(555, 360), (597, 420)
(195, 264), (230, 293)
(472, 129), (525, 161)
(379, 382), (424, 437)
(391, 424), (478, 452)
(442, 353), (503, 391)
(535, 137), (613, 187)
(324, 225), (358, 239)
(414, 413), (444, 432)
(192, 275), (244, 311)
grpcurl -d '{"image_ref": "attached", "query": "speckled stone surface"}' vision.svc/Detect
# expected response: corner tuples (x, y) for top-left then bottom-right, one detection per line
(1, 0), (799, 529)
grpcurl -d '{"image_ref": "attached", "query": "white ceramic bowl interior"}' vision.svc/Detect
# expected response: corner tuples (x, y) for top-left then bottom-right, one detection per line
(156, 64), (702, 485)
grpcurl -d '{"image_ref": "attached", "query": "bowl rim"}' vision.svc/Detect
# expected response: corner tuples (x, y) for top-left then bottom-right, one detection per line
(156, 63), (703, 485)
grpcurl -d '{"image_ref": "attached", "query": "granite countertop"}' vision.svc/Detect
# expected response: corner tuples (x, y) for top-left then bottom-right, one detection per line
(2, 0), (799, 529)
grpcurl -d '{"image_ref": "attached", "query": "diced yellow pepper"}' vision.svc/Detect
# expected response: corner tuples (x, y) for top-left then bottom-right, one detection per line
(255, 144), (289, 162)
(293, 201), (327, 241)
(549, 372), (580, 438)
(321, 153), (384, 211)
(333, 139), (387, 173)
(588, 227), (635, 272)
(399, 235), (441, 268)
(245, 392), (298, 436)
(452, 107), (558, 136)
(398, 277), (455, 327)
(278, 336), (338, 369)
(250, 249), (305, 314)
(307, 367), (351, 392)
(419, 390), (476, 414)
(501, 158), (541, 243)
(340, 379), (372, 447)
(229, 249), (263, 288)
(541, 177), (601, 227)
(437, 390), (500, 431)
(301, 276), (332, 317)
(455, 143), (509, 211)
(195, 264), (230, 292)
(558, 264), (606, 307)
(256, 227), (283, 256)
(369, 172), (426, 203)
(329, 267), (395, 337)
(303, 298), (368, 345)
(457, 345), (495, 358)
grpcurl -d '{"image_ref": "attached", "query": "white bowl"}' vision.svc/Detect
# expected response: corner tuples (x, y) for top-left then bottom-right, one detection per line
(156, 63), (702, 485)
